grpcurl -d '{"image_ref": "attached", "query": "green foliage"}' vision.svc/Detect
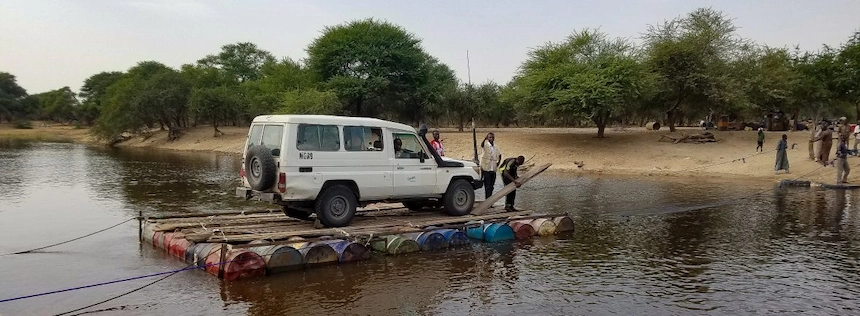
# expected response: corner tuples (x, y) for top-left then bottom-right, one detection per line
(13, 119), (32, 129)
(78, 71), (124, 125)
(241, 59), (317, 117)
(307, 19), (435, 118)
(517, 29), (656, 137)
(643, 8), (745, 131)
(0, 72), (30, 122)
(197, 42), (276, 83)
(33, 87), (79, 123)
(189, 86), (241, 136)
(94, 61), (189, 140)
(277, 89), (341, 115)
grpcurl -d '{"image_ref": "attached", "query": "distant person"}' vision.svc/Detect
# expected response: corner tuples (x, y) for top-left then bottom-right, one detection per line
(499, 155), (525, 212)
(853, 120), (860, 154)
(429, 129), (444, 156)
(756, 128), (765, 152)
(837, 117), (852, 142)
(394, 138), (406, 158)
(812, 121), (833, 166)
(835, 136), (851, 183)
(812, 122), (823, 162)
(775, 134), (790, 174)
(479, 132), (502, 200)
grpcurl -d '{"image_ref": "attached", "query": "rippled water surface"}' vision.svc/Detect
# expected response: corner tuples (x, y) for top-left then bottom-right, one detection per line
(2, 141), (860, 315)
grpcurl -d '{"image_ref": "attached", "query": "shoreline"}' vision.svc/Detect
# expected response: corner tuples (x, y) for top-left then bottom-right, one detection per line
(1, 123), (856, 185)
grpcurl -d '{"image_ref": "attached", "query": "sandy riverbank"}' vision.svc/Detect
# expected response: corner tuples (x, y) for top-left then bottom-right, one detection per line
(2, 122), (857, 184)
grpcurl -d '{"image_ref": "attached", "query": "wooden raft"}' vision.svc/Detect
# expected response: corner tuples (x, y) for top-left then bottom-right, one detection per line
(144, 206), (536, 243)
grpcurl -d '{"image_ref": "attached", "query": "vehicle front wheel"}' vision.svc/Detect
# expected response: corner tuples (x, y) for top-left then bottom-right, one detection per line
(443, 180), (475, 216)
(314, 185), (357, 227)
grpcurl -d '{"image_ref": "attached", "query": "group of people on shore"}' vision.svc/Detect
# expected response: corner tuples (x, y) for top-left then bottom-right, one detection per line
(771, 117), (856, 184)
(428, 130), (525, 212)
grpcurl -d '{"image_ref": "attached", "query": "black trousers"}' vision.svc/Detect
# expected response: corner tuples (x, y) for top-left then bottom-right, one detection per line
(502, 177), (516, 206)
(482, 171), (496, 199)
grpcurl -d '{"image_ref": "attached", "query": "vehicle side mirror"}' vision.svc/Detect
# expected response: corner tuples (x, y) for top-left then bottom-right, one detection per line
(419, 151), (425, 163)
(271, 148), (280, 156)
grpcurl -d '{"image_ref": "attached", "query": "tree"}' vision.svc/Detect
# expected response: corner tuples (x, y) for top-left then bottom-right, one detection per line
(277, 89), (341, 115)
(34, 87), (79, 123)
(0, 72), (29, 122)
(644, 8), (746, 131)
(517, 29), (655, 137)
(442, 83), (479, 131)
(837, 32), (860, 121)
(306, 19), (430, 117)
(78, 71), (124, 125)
(94, 61), (190, 140)
(197, 42), (276, 83)
(737, 47), (799, 118)
(189, 86), (241, 137)
(396, 56), (457, 125)
(242, 58), (317, 118)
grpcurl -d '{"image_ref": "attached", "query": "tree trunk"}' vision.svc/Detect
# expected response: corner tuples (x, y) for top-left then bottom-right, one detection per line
(594, 110), (610, 138)
(355, 98), (363, 117)
(213, 118), (223, 137)
(457, 115), (465, 132)
(667, 109), (677, 132)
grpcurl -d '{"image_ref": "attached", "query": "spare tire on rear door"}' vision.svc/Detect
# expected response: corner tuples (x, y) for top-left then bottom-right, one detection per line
(245, 145), (277, 191)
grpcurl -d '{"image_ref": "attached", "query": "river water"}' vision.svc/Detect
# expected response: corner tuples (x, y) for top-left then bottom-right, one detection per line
(1, 141), (860, 315)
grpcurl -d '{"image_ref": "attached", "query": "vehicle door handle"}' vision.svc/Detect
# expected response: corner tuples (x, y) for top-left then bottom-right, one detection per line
(420, 167), (432, 170)
(397, 166), (404, 170)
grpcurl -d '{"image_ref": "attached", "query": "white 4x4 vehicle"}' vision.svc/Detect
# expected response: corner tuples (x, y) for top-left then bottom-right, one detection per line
(236, 115), (483, 227)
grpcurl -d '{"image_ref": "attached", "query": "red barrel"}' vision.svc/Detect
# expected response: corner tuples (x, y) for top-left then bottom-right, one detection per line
(204, 248), (267, 281)
(169, 237), (192, 258)
(161, 233), (176, 251)
(509, 221), (536, 240)
(152, 231), (164, 248)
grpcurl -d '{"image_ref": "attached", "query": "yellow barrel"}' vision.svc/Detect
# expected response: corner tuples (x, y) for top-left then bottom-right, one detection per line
(530, 218), (557, 236)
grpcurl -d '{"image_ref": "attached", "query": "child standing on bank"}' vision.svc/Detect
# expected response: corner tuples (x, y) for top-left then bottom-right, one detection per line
(756, 128), (765, 152)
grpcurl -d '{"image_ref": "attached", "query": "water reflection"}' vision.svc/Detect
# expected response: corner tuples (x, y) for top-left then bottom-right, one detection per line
(3, 142), (860, 315)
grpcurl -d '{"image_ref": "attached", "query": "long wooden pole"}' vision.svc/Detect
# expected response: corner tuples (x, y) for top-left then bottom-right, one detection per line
(473, 163), (552, 215)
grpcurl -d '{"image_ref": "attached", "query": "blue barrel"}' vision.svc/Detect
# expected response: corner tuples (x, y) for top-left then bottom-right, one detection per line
(184, 243), (203, 265)
(434, 229), (470, 247)
(403, 231), (448, 251)
(319, 239), (371, 263)
(466, 223), (515, 243)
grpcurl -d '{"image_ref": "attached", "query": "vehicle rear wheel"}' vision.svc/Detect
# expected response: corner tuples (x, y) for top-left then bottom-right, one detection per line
(245, 145), (276, 191)
(314, 185), (357, 227)
(443, 180), (475, 216)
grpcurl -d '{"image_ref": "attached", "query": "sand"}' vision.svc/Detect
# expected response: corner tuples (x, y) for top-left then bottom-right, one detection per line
(2, 122), (857, 184)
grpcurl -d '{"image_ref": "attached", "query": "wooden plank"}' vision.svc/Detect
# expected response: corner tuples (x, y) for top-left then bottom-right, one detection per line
(472, 163), (552, 215)
(202, 210), (534, 243)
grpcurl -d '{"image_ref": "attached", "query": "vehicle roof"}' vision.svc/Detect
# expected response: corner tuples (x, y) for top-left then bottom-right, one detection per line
(251, 115), (416, 132)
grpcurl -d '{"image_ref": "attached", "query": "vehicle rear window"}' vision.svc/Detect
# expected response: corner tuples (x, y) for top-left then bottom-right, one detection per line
(344, 126), (383, 151)
(247, 125), (264, 149)
(296, 124), (340, 151)
(261, 125), (284, 155)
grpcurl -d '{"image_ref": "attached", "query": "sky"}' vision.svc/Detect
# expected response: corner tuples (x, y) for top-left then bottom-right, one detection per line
(1, 0), (859, 94)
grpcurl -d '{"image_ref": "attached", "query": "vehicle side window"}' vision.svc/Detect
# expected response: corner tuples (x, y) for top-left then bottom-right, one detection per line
(344, 126), (383, 151)
(393, 133), (428, 159)
(261, 125), (284, 156)
(296, 124), (340, 151)
(247, 125), (263, 149)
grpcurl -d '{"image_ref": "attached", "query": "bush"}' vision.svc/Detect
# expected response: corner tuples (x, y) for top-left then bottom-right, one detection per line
(13, 120), (32, 129)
